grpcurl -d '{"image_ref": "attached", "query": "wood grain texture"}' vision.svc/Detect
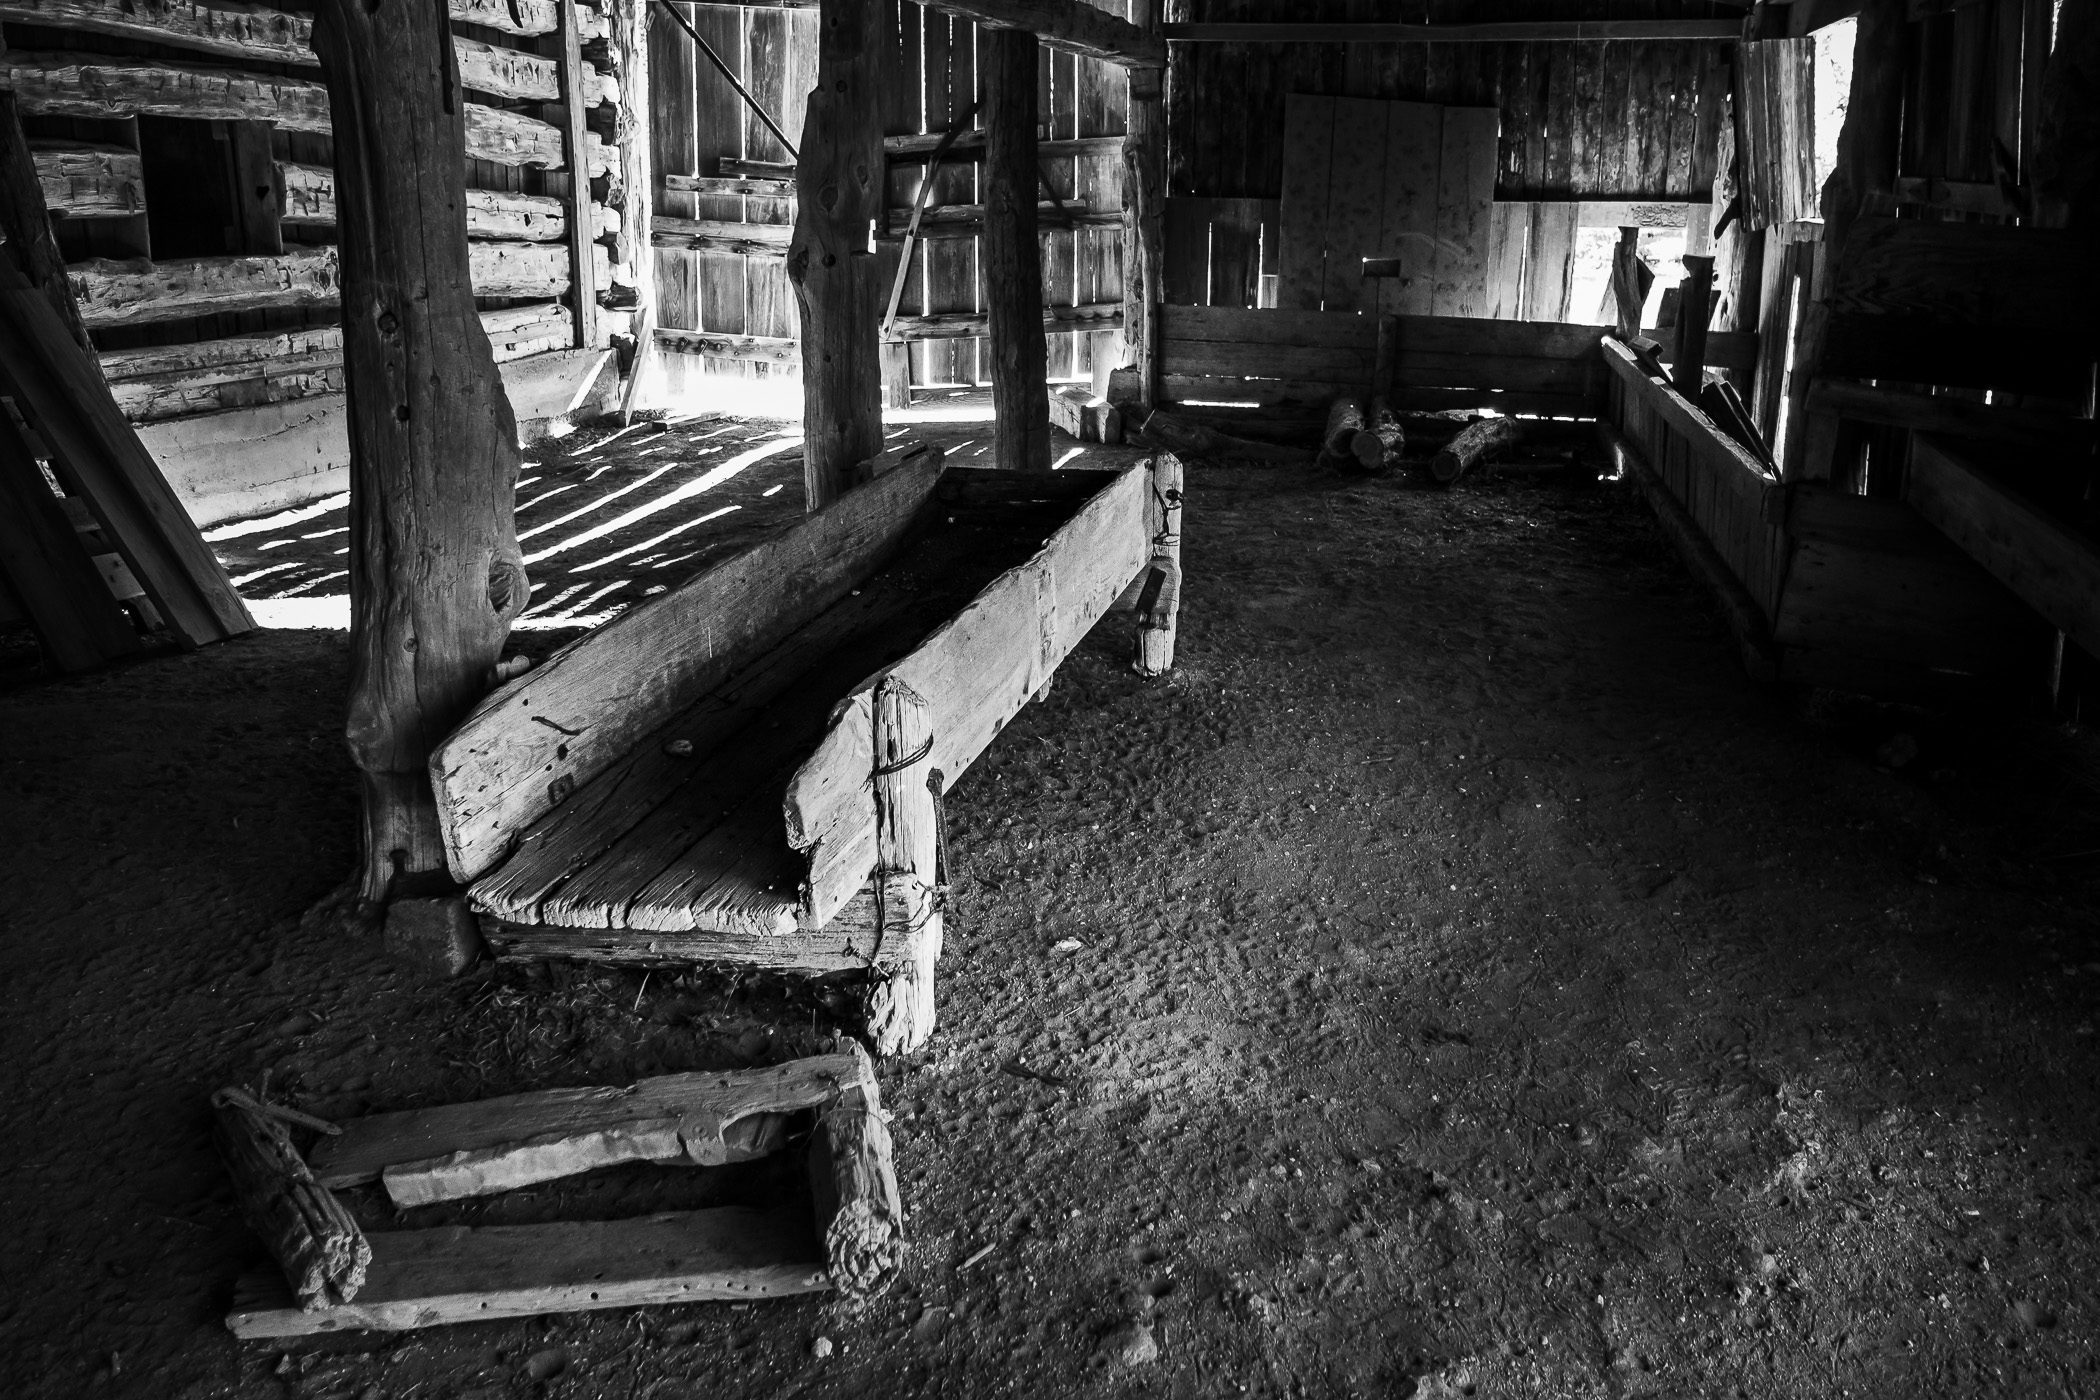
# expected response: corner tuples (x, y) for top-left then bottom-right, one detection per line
(810, 1043), (903, 1300)
(904, 0), (1164, 67)
(1430, 105), (1497, 317)
(1907, 435), (2100, 660)
(28, 140), (141, 217)
(431, 453), (945, 883)
(0, 0), (586, 64)
(310, 1052), (876, 1195)
(226, 1207), (828, 1337)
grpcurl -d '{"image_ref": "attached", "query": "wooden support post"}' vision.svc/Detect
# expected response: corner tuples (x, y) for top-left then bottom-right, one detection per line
(1120, 0), (1164, 410)
(1133, 451), (1182, 676)
(866, 676), (941, 1055)
(612, 0), (653, 383)
(558, 0), (600, 348)
(789, 0), (885, 509)
(983, 26), (1051, 472)
(314, 0), (531, 908)
(1672, 253), (1715, 398)
(1610, 226), (1651, 338)
(0, 92), (98, 358)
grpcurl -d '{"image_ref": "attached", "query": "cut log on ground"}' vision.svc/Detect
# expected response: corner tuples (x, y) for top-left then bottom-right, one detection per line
(212, 1088), (372, 1310)
(1428, 417), (1523, 486)
(1359, 396), (1405, 474)
(1133, 451), (1183, 676)
(1320, 394), (1366, 468)
(1135, 408), (1311, 464)
(307, 1051), (880, 1204)
(809, 1041), (903, 1306)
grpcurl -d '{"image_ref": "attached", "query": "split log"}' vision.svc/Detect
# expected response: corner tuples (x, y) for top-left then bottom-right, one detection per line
(1136, 407), (1310, 464)
(212, 1088), (372, 1310)
(983, 26), (1052, 472)
(1133, 451), (1183, 677)
(865, 677), (941, 1056)
(1427, 416), (1522, 487)
(307, 1052), (879, 1204)
(1320, 394), (1367, 466)
(787, 0), (885, 508)
(809, 1041), (902, 1306)
(315, 0), (529, 906)
(452, 35), (617, 107)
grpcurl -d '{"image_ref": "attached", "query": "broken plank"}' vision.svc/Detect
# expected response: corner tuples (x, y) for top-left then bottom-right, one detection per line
(225, 1206), (829, 1338)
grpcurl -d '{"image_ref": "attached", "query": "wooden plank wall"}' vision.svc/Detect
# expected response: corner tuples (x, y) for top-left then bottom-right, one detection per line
(1166, 0), (1732, 310)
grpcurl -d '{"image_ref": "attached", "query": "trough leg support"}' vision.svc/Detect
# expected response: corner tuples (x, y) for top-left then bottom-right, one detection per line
(1134, 452), (1185, 676)
(867, 677), (942, 1055)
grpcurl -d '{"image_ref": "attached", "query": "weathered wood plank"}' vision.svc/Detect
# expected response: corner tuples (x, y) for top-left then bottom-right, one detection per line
(904, 0), (1165, 67)
(226, 1207), (828, 1338)
(481, 909), (881, 969)
(655, 327), (800, 363)
(0, 0), (592, 65)
(650, 214), (793, 257)
(1274, 93), (1334, 310)
(1430, 105), (1497, 318)
(280, 163), (604, 241)
(1907, 435), (2100, 660)
(1375, 99), (1441, 318)
(310, 1053), (874, 1196)
(880, 201), (1120, 237)
(29, 140), (141, 217)
(431, 453), (946, 883)
(453, 36), (617, 107)
(882, 130), (1123, 159)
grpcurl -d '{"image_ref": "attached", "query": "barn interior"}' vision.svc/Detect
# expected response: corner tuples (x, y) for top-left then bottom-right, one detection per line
(0, 0), (2096, 1394)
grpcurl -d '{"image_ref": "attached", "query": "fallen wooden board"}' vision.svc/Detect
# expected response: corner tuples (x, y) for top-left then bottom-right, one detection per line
(310, 1053), (876, 1203)
(225, 1206), (828, 1337)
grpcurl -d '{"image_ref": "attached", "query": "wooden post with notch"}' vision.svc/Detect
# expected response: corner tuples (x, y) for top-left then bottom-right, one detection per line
(865, 676), (941, 1056)
(790, 0), (886, 509)
(559, 0), (601, 348)
(983, 26), (1051, 471)
(1121, 0), (1164, 410)
(1133, 451), (1182, 676)
(314, 0), (531, 909)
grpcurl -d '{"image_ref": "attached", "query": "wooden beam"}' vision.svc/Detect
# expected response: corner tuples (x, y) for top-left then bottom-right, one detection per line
(607, 0), (650, 331)
(788, 0), (885, 508)
(278, 163), (610, 241)
(907, 0), (1166, 68)
(1122, 2), (1163, 410)
(882, 131), (1123, 161)
(651, 214), (793, 256)
(1164, 19), (1741, 42)
(222, 120), (282, 256)
(0, 0), (597, 64)
(558, 0), (599, 348)
(665, 172), (794, 198)
(655, 327), (799, 364)
(1908, 435), (2100, 661)
(880, 202), (1119, 237)
(983, 27), (1050, 472)
(888, 302), (1121, 340)
(225, 1207), (828, 1338)
(453, 36), (617, 106)
(29, 140), (143, 217)
(1807, 380), (2098, 452)
(314, 0), (532, 907)
(1568, 200), (1708, 228)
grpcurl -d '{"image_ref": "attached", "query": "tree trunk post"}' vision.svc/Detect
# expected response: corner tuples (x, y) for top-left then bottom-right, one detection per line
(610, 0), (654, 415)
(1121, 0), (1164, 410)
(1610, 225), (1650, 338)
(1672, 253), (1715, 398)
(789, 0), (885, 509)
(1133, 451), (1182, 676)
(558, 0), (601, 349)
(984, 26), (1051, 472)
(314, 0), (530, 909)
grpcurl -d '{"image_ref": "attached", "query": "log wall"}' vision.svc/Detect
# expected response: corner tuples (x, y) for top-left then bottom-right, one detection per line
(2, 0), (641, 518)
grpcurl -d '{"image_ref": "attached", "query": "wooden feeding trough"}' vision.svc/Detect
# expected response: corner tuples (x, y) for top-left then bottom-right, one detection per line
(430, 447), (1185, 1054)
(222, 1047), (900, 1337)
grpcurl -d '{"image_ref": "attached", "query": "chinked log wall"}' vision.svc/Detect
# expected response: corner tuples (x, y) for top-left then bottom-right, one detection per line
(1, 0), (636, 449)
(647, 0), (1130, 393)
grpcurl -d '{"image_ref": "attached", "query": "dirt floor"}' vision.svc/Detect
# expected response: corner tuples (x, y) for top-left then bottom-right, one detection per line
(3, 411), (2100, 1399)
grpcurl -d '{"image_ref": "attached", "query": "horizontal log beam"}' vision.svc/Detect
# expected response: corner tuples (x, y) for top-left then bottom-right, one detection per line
(0, 0), (603, 65)
(906, 0), (1165, 67)
(72, 244), (604, 326)
(453, 36), (616, 106)
(30, 139), (141, 216)
(881, 131), (1124, 161)
(279, 161), (616, 240)
(100, 306), (574, 419)
(1162, 19), (1744, 41)
(3, 54), (607, 172)
(887, 302), (1122, 340)
(650, 214), (792, 257)
(654, 328), (800, 364)
(665, 173), (793, 198)
(719, 156), (796, 181)
(880, 203), (1122, 239)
